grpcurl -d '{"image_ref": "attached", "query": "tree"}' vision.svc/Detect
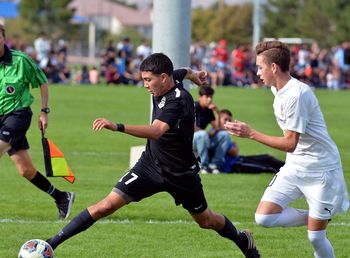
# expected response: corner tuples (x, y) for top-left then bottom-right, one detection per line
(263, 0), (350, 47)
(263, 0), (302, 38)
(192, 3), (253, 46)
(19, 0), (76, 41)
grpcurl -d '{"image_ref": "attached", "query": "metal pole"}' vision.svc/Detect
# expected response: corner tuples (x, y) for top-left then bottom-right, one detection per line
(150, 0), (192, 122)
(152, 0), (192, 72)
(252, 0), (265, 50)
(88, 21), (96, 59)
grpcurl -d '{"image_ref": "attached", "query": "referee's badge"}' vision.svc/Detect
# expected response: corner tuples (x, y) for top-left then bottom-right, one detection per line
(6, 85), (16, 95)
(158, 96), (166, 109)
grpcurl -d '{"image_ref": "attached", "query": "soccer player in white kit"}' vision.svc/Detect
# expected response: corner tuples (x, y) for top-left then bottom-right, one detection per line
(224, 40), (349, 258)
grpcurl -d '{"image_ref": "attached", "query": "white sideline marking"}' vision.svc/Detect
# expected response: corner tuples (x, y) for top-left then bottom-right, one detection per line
(30, 150), (128, 157)
(0, 218), (196, 225)
(70, 151), (128, 156)
(1, 218), (350, 226)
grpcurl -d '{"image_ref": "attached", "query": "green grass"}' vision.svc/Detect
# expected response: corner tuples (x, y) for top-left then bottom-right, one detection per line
(1, 85), (349, 258)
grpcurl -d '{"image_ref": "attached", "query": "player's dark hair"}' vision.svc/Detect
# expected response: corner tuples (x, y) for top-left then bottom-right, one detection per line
(199, 86), (214, 96)
(255, 41), (290, 72)
(140, 53), (173, 76)
(0, 24), (5, 38)
(220, 109), (232, 117)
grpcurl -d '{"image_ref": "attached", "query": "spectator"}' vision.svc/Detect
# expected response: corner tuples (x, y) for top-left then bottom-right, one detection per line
(80, 65), (90, 84)
(105, 63), (128, 85)
(34, 32), (51, 68)
(136, 39), (151, 59)
(213, 109), (285, 174)
(193, 86), (226, 174)
(89, 66), (99, 84)
(333, 41), (350, 89)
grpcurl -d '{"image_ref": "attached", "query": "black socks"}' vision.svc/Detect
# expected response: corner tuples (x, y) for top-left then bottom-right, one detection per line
(30, 171), (66, 201)
(48, 209), (96, 249)
(217, 216), (248, 253)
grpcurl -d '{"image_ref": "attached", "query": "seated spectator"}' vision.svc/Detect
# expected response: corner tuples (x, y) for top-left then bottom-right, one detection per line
(105, 63), (128, 85)
(80, 65), (90, 84)
(211, 109), (284, 174)
(89, 66), (99, 84)
(193, 86), (227, 174)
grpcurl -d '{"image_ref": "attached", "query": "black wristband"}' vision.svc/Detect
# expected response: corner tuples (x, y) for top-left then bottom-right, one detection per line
(116, 123), (125, 132)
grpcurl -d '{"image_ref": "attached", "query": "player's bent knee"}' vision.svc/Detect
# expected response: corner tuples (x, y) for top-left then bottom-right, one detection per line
(255, 213), (279, 227)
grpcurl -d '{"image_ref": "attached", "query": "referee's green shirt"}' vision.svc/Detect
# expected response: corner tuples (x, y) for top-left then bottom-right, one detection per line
(0, 45), (48, 116)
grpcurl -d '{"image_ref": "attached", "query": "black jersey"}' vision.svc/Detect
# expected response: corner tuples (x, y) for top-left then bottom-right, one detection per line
(194, 101), (215, 130)
(144, 81), (199, 175)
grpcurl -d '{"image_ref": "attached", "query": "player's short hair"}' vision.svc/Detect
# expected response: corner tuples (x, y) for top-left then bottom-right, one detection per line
(220, 109), (232, 117)
(140, 53), (173, 76)
(255, 41), (290, 72)
(0, 24), (6, 38)
(199, 86), (214, 96)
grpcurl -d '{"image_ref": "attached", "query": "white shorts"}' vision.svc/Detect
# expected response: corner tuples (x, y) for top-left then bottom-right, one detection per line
(261, 165), (349, 220)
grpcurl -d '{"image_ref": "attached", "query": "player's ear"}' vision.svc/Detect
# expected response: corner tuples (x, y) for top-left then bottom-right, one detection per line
(271, 63), (278, 73)
(160, 73), (169, 83)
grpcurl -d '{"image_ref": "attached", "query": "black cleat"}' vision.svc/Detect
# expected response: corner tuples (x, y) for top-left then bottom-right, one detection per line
(56, 192), (75, 219)
(242, 230), (260, 258)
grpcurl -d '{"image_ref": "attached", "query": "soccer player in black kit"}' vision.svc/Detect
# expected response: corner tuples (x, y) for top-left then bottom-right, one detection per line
(46, 53), (260, 257)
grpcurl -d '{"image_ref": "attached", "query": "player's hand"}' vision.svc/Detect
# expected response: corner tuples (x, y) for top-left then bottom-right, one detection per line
(92, 118), (117, 131)
(224, 120), (252, 138)
(208, 103), (218, 111)
(38, 113), (48, 132)
(194, 70), (209, 86)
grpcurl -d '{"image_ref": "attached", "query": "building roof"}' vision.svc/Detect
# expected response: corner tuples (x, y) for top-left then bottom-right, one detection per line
(70, 0), (151, 26)
(0, 2), (19, 18)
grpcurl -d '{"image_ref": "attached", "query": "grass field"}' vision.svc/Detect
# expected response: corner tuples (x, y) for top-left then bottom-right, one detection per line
(1, 85), (349, 258)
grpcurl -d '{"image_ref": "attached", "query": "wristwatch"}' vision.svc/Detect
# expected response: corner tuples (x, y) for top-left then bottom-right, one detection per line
(41, 107), (50, 114)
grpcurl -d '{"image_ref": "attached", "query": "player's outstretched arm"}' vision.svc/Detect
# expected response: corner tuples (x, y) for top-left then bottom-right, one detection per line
(92, 118), (170, 140)
(224, 120), (300, 153)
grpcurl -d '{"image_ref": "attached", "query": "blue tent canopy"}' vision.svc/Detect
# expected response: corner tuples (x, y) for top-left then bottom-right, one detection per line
(0, 2), (19, 18)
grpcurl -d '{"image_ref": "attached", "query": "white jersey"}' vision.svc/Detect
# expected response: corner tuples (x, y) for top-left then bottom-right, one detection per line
(271, 77), (340, 172)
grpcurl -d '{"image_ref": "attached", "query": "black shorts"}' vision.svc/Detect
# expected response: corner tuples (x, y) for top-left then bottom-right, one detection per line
(0, 107), (32, 156)
(114, 154), (208, 214)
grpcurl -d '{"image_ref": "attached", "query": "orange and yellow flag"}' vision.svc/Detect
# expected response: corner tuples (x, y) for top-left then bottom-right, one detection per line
(42, 133), (75, 183)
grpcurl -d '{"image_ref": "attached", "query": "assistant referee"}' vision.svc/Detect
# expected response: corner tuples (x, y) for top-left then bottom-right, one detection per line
(0, 24), (74, 220)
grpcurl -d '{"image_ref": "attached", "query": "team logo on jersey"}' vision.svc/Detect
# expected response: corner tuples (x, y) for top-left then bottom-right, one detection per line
(1, 130), (10, 136)
(158, 96), (166, 109)
(6, 85), (16, 95)
(175, 88), (181, 98)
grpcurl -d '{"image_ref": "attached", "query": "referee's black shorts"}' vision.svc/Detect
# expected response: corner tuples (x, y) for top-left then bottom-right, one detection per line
(114, 154), (208, 214)
(0, 107), (32, 156)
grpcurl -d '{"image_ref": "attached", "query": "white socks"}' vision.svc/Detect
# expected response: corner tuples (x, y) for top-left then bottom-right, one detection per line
(308, 230), (335, 258)
(255, 207), (334, 257)
(255, 207), (308, 227)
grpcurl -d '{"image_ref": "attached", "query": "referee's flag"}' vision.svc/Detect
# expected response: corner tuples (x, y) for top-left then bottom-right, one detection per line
(41, 132), (75, 183)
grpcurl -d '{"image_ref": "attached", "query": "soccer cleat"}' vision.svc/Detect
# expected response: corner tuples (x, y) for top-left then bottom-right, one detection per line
(56, 192), (75, 219)
(242, 230), (261, 258)
(200, 168), (209, 174)
(209, 164), (220, 174)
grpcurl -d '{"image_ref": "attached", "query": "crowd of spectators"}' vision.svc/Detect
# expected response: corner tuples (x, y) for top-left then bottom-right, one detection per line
(5, 32), (350, 89)
(190, 39), (350, 89)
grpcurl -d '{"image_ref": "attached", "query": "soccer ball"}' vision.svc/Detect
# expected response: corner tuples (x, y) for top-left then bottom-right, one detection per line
(18, 239), (54, 258)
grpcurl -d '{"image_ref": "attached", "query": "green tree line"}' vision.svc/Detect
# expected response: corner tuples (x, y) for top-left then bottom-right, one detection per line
(193, 0), (350, 47)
